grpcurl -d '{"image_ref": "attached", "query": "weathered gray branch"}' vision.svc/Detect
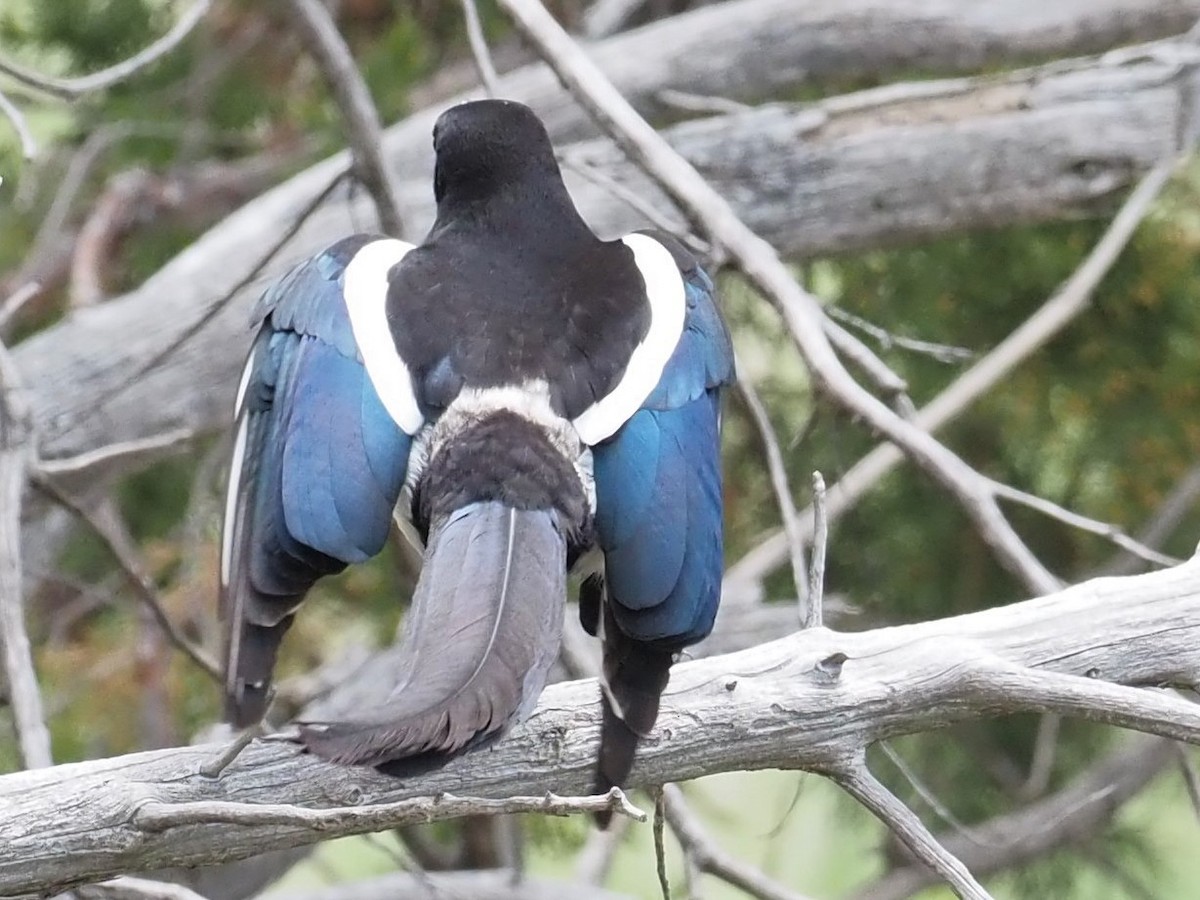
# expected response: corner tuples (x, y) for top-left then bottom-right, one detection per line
(854, 735), (1176, 900)
(3, 559), (1200, 896)
(276, 869), (631, 900)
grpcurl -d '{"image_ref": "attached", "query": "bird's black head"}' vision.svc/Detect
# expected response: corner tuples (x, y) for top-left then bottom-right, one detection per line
(431, 99), (567, 211)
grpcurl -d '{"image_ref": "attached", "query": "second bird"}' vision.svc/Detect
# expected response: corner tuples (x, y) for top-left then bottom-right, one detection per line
(219, 98), (735, 801)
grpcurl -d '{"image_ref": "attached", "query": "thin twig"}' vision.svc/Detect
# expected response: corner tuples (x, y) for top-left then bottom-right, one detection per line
(1017, 713), (1061, 801)
(856, 736), (1174, 900)
(831, 757), (994, 900)
(735, 372), (808, 608)
(0, 282), (42, 331)
(1174, 743), (1200, 824)
(823, 319), (910, 404)
(656, 89), (752, 116)
(0, 0), (211, 99)
(725, 159), (1179, 595)
(134, 788), (647, 832)
(653, 789), (670, 900)
(879, 742), (983, 844)
(0, 90), (35, 159)
(991, 480), (1181, 569)
(806, 472), (827, 629)
(459, 0), (501, 97)
(574, 814), (630, 884)
(74, 875), (211, 900)
(558, 153), (711, 258)
(661, 785), (816, 900)
(31, 473), (221, 681)
(826, 306), (975, 364)
(0, 341), (51, 769)
(287, 0), (404, 236)
(1102, 463), (1200, 576)
(95, 167), (349, 411)
(197, 725), (263, 779)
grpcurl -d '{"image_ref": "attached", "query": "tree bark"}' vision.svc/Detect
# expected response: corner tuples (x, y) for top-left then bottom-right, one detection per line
(3, 558), (1199, 897)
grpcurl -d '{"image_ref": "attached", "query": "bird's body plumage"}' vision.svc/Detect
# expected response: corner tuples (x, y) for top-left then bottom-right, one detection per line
(219, 99), (734, 798)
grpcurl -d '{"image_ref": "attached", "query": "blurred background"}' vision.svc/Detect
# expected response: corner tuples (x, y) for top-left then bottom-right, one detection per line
(2, 1), (1200, 898)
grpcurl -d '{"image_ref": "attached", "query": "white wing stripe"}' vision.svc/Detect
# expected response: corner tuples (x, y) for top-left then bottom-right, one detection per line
(571, 234), (686, 445)
(342, 239), (424, 435)
(220, 413), (250, 588)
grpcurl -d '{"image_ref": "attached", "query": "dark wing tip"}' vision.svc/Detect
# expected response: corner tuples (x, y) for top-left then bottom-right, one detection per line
(593, 693), (642, 829)
(223, 617), (291, 728)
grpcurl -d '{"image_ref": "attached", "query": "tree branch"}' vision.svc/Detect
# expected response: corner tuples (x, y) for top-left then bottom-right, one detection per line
(830, 757), (993, 900)
(286, 0), (404, 236)
(725, 158), (1180, 594)
(0, 89), (35, 159)
(3, 558), (1200, 895)
(0, 341), (49, 769)
(0, 0), (211, 99)
(275, 869), (632, 900)
(854, 735), (1176, 900)
(662, 784), (815, 900)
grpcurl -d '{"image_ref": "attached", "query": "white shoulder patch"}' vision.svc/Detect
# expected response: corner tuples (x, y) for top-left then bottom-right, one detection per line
(342, 238), (424, 435)
(571, 233), (686, 445)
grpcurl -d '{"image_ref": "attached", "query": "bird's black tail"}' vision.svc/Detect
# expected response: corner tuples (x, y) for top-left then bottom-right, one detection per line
(591, 593), (673, 827)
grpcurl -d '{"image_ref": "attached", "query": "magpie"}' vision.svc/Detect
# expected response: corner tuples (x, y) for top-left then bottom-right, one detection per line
(219, 98), (734, 805)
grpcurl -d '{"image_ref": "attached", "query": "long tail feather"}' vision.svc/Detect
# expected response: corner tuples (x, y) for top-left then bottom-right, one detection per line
(299, 501), (566, 765)
(594, 598), (673, 828)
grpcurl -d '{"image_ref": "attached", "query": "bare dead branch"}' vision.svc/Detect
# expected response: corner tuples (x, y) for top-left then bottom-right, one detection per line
(822, 319), (911, 405)
(582, 0), (650, 39)
(855, 736), (1175, 900)
(274, 869), (632, 900)
(4, 558), (1200, 894)
(574, 815), (630, 885)
(726, 159), (1180, 594)
(652, 789), (669, 900)
(1103, 463), (1200, 576)
(0, 0), (211, 99)
(1016, 713), (1061, 802)
(655, 89), (752, 116)
(0, 89), (35, 159)
(75, 876), (211, 900)
(134, 788), (646, 833)
(991, 480), (1182, 569)
(662, 784), (815, 900)
(0, 340), (50, 769)
(831, 757), (994, 900)
(0, 282), (41, 332)
(825, 307), (975, 365)
(806, 472), (827, 629)
(30, 473), (220, 681)
(287, 0), (403, 236)
(460, 0), (501, 97)
(735, 372), (808, 609)
(878, 742), (981, 843)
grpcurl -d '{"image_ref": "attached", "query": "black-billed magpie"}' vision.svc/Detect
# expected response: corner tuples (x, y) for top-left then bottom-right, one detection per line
(219, 99), (734, 804)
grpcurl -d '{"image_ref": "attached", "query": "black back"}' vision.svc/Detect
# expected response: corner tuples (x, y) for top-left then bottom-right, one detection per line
(388, 100), (651, 420)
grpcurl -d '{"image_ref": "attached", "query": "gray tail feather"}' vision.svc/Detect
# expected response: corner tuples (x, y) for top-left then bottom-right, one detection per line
(299, 501), (566, 765)
(594, 599), (673, 828)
